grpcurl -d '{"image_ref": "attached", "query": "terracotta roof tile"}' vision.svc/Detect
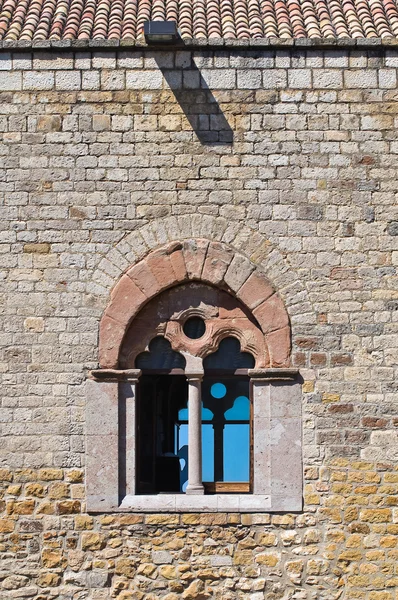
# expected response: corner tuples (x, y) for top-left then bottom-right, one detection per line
(1, 0), (398, 40)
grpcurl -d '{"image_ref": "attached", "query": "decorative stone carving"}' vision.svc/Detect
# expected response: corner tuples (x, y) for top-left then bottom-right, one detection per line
(99, 239), (291, 369)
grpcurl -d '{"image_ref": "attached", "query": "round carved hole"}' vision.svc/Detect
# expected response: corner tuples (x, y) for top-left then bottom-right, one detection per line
(183, 317), (206, 340)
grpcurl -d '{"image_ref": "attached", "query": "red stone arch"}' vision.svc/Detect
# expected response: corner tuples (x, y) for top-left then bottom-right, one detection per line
(99, 239), (291, 369)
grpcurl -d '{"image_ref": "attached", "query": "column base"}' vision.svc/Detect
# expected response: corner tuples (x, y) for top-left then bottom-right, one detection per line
(185, 485), (205, 495)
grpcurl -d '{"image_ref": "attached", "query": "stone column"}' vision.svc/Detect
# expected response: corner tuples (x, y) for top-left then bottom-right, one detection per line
(185, 372), (205, 495)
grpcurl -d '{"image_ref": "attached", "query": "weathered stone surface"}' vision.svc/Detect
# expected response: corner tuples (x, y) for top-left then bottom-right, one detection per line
(0, 45), (397, 600)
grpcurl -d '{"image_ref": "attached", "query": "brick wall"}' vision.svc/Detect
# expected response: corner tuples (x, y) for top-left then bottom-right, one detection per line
(0, 46), (398, 599)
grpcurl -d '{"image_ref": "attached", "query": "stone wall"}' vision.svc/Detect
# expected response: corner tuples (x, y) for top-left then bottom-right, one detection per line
(1, 45), (398, 599)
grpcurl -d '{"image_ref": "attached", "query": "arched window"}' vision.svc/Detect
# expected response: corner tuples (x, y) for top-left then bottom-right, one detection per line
(87, 242), (302, 513)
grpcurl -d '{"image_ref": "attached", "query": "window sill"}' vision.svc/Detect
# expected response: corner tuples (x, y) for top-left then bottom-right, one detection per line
(88, 494), (302, 513)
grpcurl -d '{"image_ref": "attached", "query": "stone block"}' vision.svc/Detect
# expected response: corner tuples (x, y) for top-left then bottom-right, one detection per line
(106, 274), (147, 324)
(344, 69), (377, 88)
(237, 69), (262, 89)
(152, 551), (173, 564)
(253, 294), (289, 334)
(223, 254), (254, 293)
(202, 241), (234, 285)
(0, 71), (22, 90)
(55, 70), (81, 90)
(200, 69), (236, 89)
(98, 314), (126, 368)
(313, 69), (343, 89)
(23, 71), (54, 90)
(127, 260), (162, 298)
(237, 271), (274, 310)
(92, 114), (111, 131)
(37, 116), (61, 132)
(182, 239), (209, 280)
(288, 69), (312, 88)
(0, 53), (12, 70)
(126, 70), (163, 89)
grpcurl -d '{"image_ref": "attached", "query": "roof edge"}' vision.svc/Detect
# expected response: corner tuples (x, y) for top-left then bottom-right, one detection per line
(1, 37), (398, 53)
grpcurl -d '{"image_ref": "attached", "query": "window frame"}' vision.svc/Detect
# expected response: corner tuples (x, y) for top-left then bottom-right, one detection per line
(86, 367), (302, 513)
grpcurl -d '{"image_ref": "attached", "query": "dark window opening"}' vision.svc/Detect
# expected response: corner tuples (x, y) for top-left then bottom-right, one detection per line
(203, 337), (255, 370)
(183, 316), (206, 339)
(135, 337), (186, 370)
(137, 375), (187, 494)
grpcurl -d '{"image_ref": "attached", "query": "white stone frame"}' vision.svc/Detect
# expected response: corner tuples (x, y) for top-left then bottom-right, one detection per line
(86, 367), (302, 512)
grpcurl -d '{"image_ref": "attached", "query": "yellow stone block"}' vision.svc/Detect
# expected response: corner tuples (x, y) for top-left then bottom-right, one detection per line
(25, 483), (45, 497)
(271, 514), (295, 526)
(366, 550), (385, 561)
(0, 519), (14, 533)
(38, 469), (63, 481)
(57, 500), (81, 514)
(81, 532), (106, 551)
(255, 552), (280, 567)
(305, 493), (321, 505)
(303, 381), (315, 393)
(24, 243), (51, 254)
(233, 550), (253, 565)
(65, 469), (84, 483)
(344, 507), (359, 522)
(137, 563), (157, 578)
(6, 485), (22, 496)
(360, 509), (392, 523)
(285, 560), (303, 573)
(322, 392), (340, 403)
(331, 470), (347, 482)
(338, 549), (362, 561)
(160, 565), (176, 579)
(36, 501), (55, 515)
(115, 559), (136, 578)
(380, 536), (397, 548)
(48, 482), (69, 499)
(145, 514), (180, 525)
(7, 500), (35, 515)
(332, 483), (352, 494)
(256, 532), (277, 546)
(119, 514), (143, 525)
(38, 572), (61, 587)
(0, 469), (13, 482)
(345, 534), (361, 548)
(42, 549), (65, 568)
(74, 515), (94, 530)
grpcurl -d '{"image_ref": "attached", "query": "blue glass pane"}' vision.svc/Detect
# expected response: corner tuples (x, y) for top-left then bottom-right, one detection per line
(224, 424), (250, 481)
(135, 337), (186, 370)
(178, 408), (188, 420)
(224, 396), (250, 420)
(176, 424), (188, 492)
(178, 403), (213, 421)
(211, 383), (227, 399)
(202, 406), (214, 419)
(202, 425), (214, 482)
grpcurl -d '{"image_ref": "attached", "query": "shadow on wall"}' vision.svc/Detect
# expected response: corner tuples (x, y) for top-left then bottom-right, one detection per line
(156, 57), (234, 146)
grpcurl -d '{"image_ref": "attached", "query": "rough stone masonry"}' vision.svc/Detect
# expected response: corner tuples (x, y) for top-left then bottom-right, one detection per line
(0, 41), (398, 599)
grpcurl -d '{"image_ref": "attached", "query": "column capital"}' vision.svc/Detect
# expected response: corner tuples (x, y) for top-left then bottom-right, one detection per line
(89, 369), (142, 382)
(185, 371), (204, 382)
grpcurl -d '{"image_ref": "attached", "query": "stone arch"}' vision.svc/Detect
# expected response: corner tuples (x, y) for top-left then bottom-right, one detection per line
(99, 239), (291, 369)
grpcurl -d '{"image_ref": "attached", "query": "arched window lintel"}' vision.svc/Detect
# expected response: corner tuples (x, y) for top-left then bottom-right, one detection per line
(99, 239), (291, 370)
